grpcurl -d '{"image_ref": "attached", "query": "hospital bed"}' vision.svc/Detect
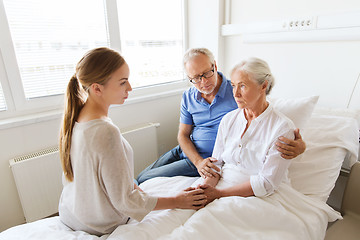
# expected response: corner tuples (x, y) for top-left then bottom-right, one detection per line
(0, 96), (359, 240)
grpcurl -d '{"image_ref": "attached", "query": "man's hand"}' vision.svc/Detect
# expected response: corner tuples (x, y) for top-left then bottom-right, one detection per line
(195, 157), (220, 178)
(276, 128), (306, 159)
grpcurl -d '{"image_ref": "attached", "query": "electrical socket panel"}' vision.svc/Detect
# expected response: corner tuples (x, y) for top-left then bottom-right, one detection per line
(282, 17), (317, 31)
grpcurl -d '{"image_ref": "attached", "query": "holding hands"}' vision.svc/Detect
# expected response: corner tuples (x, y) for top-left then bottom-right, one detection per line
(198, 184), (220, 205)
(195, 157), (220, 178)
(189, 129), (306, 208)
(175, 187), (207, 210)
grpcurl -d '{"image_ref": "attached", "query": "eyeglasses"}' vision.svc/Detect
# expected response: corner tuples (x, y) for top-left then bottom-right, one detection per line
(188, 65), (215, 84)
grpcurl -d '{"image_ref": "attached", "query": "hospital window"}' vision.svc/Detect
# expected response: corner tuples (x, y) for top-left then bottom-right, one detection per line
(0, 0), (184, 116)
(3, 0), (110, 99)
(117, 0), (184, 88)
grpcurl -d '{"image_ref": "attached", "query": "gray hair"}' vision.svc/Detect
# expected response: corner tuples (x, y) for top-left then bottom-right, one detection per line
(183, 48), (215, 69)
(231, 57), (275, 95)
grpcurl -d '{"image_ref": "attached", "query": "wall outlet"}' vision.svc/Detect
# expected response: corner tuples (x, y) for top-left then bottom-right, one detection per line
(283, 16), (316, 31)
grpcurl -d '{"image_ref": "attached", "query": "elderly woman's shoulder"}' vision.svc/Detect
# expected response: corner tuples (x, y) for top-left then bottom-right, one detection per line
(221, 108), (242, 122)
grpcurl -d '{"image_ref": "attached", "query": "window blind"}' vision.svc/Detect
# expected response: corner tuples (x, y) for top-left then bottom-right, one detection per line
(3, 0), (109, 99)
(117, 0), (185, 88)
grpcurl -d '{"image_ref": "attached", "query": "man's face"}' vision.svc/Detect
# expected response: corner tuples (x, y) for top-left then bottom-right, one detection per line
(185, 54), (217, 95)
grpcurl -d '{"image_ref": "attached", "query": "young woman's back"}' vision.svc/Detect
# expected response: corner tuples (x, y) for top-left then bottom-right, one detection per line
(59, 118), (157, 235)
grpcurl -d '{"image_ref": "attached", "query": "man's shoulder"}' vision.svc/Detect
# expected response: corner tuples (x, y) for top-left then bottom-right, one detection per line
(218, 71), (229, 81)
(183, 86), (197, 95)
(182, 86), (198, 101)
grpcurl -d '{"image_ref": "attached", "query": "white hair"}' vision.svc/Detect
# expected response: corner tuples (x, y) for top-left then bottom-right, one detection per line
(183, 48), (215, 68)
(231, 57), (275, 95)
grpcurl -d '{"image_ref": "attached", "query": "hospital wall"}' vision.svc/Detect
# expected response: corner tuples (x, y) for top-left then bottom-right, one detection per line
(190, 0), (360, 109)
(223, 0), (360, 108)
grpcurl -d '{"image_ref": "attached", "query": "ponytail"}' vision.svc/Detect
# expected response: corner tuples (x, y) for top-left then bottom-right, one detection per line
(59, 75), (86, 182)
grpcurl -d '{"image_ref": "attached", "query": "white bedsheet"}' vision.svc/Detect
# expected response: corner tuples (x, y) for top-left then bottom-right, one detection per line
(0, 216), (108, 240)
(0, 171), (342, 240)
(107, 176), (341, 240)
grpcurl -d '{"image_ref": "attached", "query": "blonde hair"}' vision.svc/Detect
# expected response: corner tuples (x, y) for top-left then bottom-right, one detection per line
(231, 57), (275, 95)
(59, 47), (125, 182)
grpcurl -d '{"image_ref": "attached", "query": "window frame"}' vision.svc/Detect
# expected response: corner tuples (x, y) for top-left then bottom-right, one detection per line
(0, 0), (189, 121)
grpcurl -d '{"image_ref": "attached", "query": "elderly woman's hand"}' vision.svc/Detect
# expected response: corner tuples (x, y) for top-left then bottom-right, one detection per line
(276, 128), (306, 159)
(199, 184), (221, 205)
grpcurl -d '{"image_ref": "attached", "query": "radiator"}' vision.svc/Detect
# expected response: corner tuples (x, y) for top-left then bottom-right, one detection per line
(9, 146), (62, 223)
(9, 122), (160, 223)
(121, 122), (160, 176)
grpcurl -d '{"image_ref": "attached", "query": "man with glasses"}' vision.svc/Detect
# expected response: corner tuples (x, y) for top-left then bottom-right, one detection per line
(136, 48), (305, 184)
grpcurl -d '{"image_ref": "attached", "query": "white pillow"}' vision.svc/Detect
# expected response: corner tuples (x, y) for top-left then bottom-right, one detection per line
(268, 95), (319, 129)
(313, 107), (360, 127)
(288, 114), (359, 202)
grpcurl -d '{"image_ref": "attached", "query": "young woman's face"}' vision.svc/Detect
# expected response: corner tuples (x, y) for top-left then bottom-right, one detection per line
(230, 70), (265, 110)
(102, 62), (132, 105)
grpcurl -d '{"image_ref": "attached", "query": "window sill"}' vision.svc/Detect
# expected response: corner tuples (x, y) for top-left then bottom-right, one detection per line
(0, 83), (189, 130)
(0, 109), (63, 130)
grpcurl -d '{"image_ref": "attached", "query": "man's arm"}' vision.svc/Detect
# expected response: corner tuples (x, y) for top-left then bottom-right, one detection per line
(276, 128), (306, 159)
(177, 123), (219, 178)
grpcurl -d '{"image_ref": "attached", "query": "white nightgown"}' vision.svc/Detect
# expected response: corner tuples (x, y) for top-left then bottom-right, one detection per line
(212, 103), (296, 196)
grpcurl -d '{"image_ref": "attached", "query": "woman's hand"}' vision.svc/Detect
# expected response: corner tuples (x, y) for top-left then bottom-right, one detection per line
(199, 184), (221, 205)
(276, 128), (306, 159)
(195, 157), (220, 178)
(175, 187), (207, 210)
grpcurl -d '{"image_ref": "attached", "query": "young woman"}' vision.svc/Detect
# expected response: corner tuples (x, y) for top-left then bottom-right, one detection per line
(58, 47), (206, 236)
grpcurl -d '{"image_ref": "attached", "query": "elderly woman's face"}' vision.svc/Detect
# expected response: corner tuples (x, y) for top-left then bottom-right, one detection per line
(231, 70), (266, 110)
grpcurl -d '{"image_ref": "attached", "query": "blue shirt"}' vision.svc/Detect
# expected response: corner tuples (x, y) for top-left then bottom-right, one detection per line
(180, 72), (238, 159)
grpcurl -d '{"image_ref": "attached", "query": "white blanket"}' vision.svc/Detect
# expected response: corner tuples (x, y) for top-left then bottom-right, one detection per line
(0, 216), (108, 240)
(107, 176), (341, 240)
(0, 175), (342, 240)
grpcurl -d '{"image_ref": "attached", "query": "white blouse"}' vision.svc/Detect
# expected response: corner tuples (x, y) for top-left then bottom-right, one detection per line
(212, 104), (296, 197)
(59, 118), (157, 236)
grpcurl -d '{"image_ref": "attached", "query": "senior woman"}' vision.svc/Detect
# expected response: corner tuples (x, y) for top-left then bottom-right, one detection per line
(200, 57), (297, 203)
